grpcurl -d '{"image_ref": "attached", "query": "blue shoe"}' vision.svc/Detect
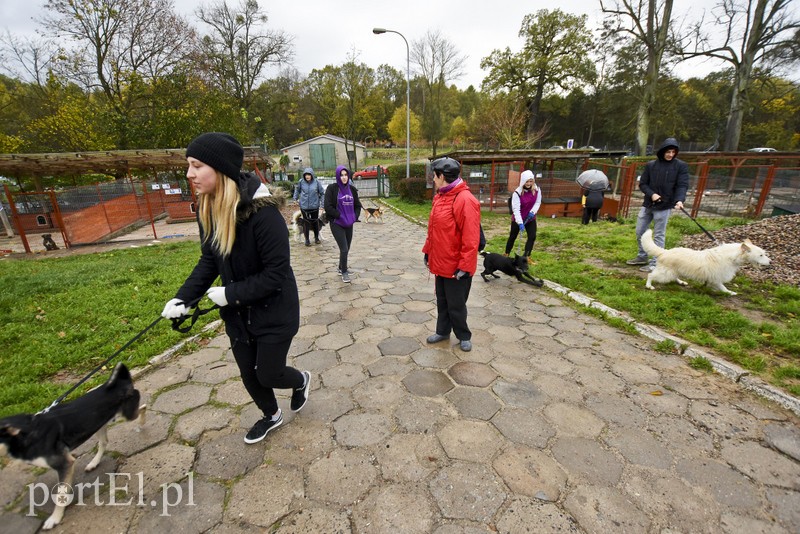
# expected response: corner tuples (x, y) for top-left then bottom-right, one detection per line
(459, 340), (472, 352)
(426, 333), (449, 344)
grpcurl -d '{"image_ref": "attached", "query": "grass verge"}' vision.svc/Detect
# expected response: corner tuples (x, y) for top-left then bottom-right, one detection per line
(386, 197), (800, 398)
(0, 242), (217, 417)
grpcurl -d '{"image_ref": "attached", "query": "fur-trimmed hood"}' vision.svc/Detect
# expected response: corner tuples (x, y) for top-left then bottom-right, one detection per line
(236, 174), (286, 223)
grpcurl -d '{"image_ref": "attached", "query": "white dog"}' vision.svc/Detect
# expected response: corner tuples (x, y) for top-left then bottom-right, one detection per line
(641, 229), (770, 295)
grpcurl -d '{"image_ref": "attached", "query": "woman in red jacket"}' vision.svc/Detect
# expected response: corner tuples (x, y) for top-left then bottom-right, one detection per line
(422, 157), (481, 352)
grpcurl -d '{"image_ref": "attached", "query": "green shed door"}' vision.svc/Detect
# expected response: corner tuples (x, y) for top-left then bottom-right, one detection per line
(309, 143), (336, 170)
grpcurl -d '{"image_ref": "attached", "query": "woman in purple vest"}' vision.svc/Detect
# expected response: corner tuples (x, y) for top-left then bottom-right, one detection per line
(324, 165), (363, 283)
(505, 170), (542, 259)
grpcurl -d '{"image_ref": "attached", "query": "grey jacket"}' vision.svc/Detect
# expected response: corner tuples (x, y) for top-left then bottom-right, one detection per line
(293, 167), (325, 210)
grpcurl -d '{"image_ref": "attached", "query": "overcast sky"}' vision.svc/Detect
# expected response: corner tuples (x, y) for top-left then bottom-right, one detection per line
(2, 0), (794, 88)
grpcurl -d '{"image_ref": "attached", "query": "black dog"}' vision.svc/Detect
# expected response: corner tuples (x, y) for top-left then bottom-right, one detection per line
(480, 252), (543, 287)
(0, 363), (145, 529)
(42, 234), (59, 251)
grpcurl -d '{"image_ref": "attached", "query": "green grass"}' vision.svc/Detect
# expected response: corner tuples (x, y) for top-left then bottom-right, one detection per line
(0, 242), (217, 417)
(384, 198), (800, 398)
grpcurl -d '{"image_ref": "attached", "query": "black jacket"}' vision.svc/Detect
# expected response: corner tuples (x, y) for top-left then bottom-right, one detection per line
(639, 137), (690, 211)
(175, 174), (299, 342)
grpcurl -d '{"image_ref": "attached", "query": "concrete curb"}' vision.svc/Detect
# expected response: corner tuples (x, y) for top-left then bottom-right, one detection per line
(545, 279), (800, 417)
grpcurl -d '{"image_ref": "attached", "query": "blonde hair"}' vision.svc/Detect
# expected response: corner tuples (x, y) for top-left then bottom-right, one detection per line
(197, 171), (240, 257)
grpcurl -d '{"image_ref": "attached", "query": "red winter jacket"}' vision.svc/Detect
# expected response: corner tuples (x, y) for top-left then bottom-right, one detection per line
(422, 180), (481, 277)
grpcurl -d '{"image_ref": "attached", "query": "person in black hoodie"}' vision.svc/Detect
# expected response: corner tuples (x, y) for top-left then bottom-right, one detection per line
(626, 138), (689, 272)
(161, 132), (311, 445)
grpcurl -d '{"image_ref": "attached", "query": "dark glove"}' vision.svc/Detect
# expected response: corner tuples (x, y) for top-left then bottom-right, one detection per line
(454, 270), (467, 280)
(424, 254), (429, 268)
(518, 223), (526, 233)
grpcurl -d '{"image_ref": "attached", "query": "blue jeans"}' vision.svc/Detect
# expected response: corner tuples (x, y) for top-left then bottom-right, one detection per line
(635, 207), (671, 266)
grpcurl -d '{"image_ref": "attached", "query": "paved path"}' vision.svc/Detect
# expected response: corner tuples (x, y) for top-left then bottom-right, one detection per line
(2, 209), (799, 533)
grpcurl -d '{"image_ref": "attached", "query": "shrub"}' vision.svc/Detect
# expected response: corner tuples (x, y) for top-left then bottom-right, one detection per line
(387, 163), (428, 197)
(399, 177), (428, 202)
(271, 180), (294, 195)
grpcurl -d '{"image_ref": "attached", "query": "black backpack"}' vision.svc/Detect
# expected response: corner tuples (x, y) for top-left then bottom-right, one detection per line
(507, 191), (519, 214)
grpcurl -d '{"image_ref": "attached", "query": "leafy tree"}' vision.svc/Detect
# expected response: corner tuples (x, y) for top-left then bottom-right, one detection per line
(387, 104), (421, 146)
(197, 0), (293, 113)
(600, 0), (677, 155)
(481, 9), (595, 138)
(468, 93), (543, 149)
(675, 0), (800, 150)
(449, 116), (468, 146)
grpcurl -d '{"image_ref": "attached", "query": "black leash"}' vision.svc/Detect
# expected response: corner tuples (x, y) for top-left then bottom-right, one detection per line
(679, 206), (717, 243)
(38, 296), (219, 414)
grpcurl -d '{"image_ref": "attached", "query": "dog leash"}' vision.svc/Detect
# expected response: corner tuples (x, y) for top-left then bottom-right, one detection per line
(679, 207), (717, 243)
(38, 296), (218, 414)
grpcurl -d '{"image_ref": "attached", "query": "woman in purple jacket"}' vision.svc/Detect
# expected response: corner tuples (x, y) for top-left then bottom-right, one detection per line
(324, 165), (362, 283)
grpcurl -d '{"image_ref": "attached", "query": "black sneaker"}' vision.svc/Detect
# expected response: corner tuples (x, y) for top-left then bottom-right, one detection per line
(244, 410), (283, 444)
(314, 237), (321, 244)
(305, 240), (311, 246)
(291, 371), (311, 412)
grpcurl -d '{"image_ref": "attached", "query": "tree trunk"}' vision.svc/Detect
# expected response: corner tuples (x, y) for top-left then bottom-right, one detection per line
(526, 82), (545, 138)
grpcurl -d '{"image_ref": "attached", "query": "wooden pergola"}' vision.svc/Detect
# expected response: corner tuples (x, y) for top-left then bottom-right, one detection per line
(0, 146), (272, 180)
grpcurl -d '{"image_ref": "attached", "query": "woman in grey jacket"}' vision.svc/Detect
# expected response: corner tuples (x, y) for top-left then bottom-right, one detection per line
(162, 132), (311, 445)
(293, 167), (325, 245)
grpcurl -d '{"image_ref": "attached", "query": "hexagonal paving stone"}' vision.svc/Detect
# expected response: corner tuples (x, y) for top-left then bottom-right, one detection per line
(195, 432), (265, 479)
(376, 433), (443, 483)
(446, 387), (501, 420)
(333, 413), (393, 447)
(300, 387), (355, 422)
(213, 380), (251, 406)
(151, 384), (212, 414)
(493, 445), (567, 501)
(307, 448), (378, 506)
(492, 380), (545, 409)
(353, 483), (435, 533)
(448, 362), (497, 387)
(496, 497), (577, 532)
(322, 363), (367, 389)
(353, 377), (407, 410)
(543, 403), (605, 438)
(225, 464), (303, 527)
(552, 437), (624, 487)
(402, 369), (454, 397)
(377, 336), (420, 356)
(411, 347), (459, 369)
(437, 420), (502, 462)
(394, 395), (456, 433)
(429, 461), (506, 522)
(492, 408), (554, 448)
(314, 332), (354, 351)
(192, 360), (239, 384)
(174, 405), (235, 442)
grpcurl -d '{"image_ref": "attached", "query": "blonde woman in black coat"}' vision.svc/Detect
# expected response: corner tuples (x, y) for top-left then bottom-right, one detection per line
(162, 132), (311, 444)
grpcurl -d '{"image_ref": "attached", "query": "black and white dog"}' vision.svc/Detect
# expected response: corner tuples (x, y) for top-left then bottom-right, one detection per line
(291, 210), (329, 243)
(0, 363), (145, 530)
(480, 252), (544, 287)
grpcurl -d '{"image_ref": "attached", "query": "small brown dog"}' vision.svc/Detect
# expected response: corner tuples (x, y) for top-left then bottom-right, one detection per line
(363, 207), (384, 223)
(42, 234), (59, 251)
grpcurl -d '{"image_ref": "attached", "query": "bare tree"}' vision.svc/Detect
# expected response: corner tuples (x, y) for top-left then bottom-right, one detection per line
(676, 0), (800, 150)
(42, 0), (196, 147)
(0, 31), (57, 89)
(411, 30), (466, 155)
(601, 0), (676, 156)
(197, 0), (293, 111)
(44, 0), (194, 104)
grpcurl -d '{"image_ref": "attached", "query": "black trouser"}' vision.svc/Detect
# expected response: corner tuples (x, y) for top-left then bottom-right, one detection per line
(434, 275), (472, 341)
(230, 336), (303, 416)
(330, 223), (353, 272)
(301, 209), (320, 241)
(582, 207), (599, 224)
(504, 218), (537, 256)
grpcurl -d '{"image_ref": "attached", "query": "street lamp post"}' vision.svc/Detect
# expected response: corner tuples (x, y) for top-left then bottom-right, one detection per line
(373, 27), (410, 179)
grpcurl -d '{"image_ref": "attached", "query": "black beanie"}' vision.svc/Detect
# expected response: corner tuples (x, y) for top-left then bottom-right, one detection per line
(186, 132), (244, 181)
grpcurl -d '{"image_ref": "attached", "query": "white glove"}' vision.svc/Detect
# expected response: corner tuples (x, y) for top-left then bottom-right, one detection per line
(161, 298), (187, 319)
(206, 286), (228, 307)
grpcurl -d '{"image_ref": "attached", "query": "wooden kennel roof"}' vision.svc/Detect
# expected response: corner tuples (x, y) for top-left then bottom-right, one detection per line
(0, 147), (272, 178)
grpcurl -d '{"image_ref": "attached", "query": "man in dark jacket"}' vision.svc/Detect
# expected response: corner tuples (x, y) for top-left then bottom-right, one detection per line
(626, 138), (690, 272)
